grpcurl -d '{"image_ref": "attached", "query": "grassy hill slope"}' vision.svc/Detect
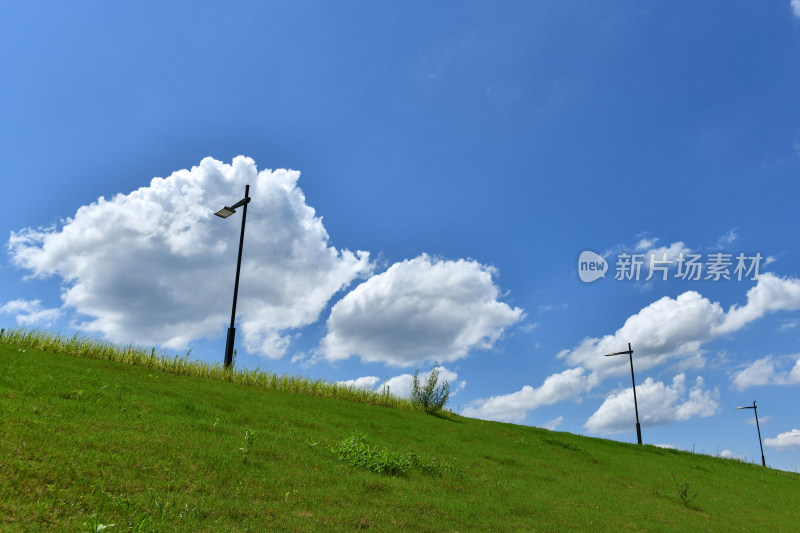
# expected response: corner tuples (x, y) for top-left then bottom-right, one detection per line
(1, 340), (798, 531)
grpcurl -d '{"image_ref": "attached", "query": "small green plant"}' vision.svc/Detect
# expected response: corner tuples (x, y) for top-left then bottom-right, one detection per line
(410, 362), (450, 413)
(407, 453), (449, 477)
(330, 434), (411, 475)
(329, 434), (446, 476)
(380, 377), (391, 402)
(85, 517), (115, 532)
(134, 516), (148, 532)
(240, 428), (256, 460)
(670, 472), (698, 507)
(542, 437), (581, 452)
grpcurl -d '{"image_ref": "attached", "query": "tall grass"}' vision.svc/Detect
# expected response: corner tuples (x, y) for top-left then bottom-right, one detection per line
(0, 327), (413, 409)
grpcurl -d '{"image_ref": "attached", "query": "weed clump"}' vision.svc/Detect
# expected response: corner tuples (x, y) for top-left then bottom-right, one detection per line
(542, 437), (581, 452)
(240, 428), (256, 461)
(670, 472), (699, 507)
(329, 434), (446, 476)
(410, 362), (450, 414)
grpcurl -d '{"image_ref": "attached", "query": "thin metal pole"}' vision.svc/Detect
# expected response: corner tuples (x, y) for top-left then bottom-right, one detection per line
(627, 342), (642, 444)
(224, 184), (249, 369)
(753, 401), (766, 467)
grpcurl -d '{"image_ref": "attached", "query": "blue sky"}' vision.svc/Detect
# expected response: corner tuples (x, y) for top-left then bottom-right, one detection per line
(2, 2), (800, 471)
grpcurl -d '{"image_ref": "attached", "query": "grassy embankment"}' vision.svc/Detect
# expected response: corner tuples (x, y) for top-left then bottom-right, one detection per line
(1, 328), (798, 531)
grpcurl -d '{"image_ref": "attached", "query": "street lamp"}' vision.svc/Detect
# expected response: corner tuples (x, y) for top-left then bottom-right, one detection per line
(214, 206), (236, 218)
(215, 184), (251, 369)
(604, 342), (642, 444)
(736, 401), (766, 467)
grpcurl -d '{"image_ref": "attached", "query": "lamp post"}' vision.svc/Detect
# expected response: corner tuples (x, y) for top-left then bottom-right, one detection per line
(736, 401), (766, 467)
(604, 342), (642, 444)
(215, 184), (251, 369)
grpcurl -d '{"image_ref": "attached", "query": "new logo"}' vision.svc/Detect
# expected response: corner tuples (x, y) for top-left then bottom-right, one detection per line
(578, 250), (607, 283)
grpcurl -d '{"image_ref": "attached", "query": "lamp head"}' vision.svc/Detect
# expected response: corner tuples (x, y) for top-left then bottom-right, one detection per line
(215, 206), (236, 218)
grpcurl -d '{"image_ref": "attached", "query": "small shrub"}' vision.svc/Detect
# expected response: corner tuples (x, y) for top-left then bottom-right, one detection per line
(670, 472), (698, 507)
(410, 362), (450, 413)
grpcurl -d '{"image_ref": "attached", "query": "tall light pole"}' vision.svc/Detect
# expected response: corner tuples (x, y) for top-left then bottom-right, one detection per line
(215, 184), (251, 369)
(736, 401), (766, 467)
(604, 342), (642, 444)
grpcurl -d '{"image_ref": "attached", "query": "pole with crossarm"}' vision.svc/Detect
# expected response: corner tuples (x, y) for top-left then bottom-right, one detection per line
(214, 184), (251, 369)
(604, 342), (642, 444)
(736, 401), (766, 467)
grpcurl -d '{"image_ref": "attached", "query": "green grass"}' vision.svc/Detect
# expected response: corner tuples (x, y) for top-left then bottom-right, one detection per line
(0, 328), (410, 409)
(1, 331), (799, 531)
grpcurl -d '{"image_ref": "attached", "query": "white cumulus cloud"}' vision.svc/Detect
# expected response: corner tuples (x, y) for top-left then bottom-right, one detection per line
(625, 238), (692, 280)
(0, 299), (62, 327)
(584, 374), (720, 435)
(8, 157), (372, 357)
(719, 449), (741, 460)
(464, 273), (800, 427)
(558, 291), (723, 378)
(336, 376), (381, 390)
(559, 273), (800, 379)
(321, 254), (523, 366)
(732, 354), (800, 391)
(543, 416), (564, 431)
(716, 273), (800, 334)
(635, 239), (692, 262)
(764, 429), (800, 450)
(793, 0), (800, 18)
(462, 367), (595, 423)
